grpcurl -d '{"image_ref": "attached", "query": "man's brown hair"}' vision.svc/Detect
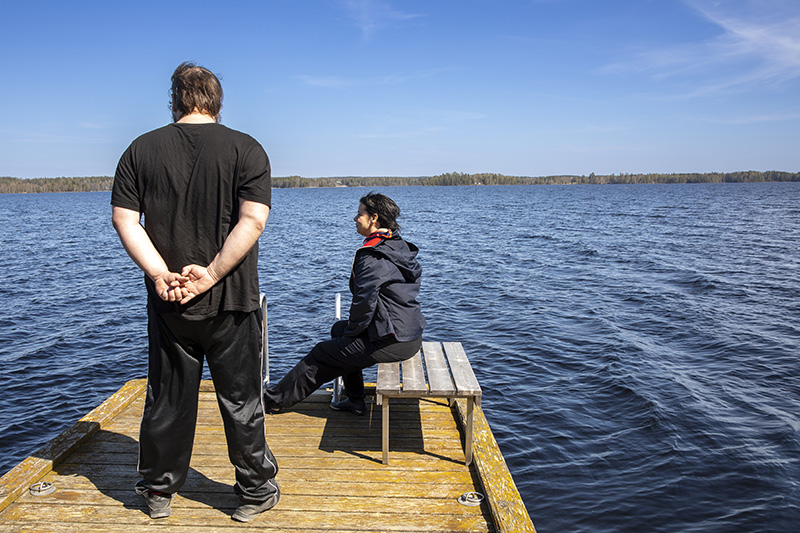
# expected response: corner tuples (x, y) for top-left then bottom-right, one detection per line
(169, 62), (223, 121)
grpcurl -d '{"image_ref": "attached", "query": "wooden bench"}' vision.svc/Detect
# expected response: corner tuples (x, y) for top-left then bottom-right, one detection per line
(376, 341), (482, 465)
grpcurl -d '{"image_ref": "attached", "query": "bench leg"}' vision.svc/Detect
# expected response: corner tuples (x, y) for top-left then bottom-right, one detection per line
(465, 396), (475, 465)
(382, 397), (390, 465)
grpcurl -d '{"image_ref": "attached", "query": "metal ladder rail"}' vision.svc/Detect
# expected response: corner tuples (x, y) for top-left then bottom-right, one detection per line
(261, 292), (344, 396)
(331, 293), (344, 404)
(261, 293), (269, 386)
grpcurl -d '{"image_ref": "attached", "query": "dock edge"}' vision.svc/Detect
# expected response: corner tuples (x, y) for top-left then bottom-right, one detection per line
(0, 378), (147, 513)
(454, 398), (537, 533)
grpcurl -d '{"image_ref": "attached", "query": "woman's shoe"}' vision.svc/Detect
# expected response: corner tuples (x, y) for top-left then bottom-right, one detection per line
(263, 398), (282, 414)
(330, 397), (366, 415)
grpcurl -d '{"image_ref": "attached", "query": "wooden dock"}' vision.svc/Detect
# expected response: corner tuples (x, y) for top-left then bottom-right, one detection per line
(0, 379), (534, 532)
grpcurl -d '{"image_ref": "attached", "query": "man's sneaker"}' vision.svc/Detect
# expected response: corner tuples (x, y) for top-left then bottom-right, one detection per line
(232, 485), (281, 522)
(330, 397), (366, 415)
(134, 484), (172, 519)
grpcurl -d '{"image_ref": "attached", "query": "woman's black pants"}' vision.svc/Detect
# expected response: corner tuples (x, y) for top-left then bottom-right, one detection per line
(264, 321), (422, 408)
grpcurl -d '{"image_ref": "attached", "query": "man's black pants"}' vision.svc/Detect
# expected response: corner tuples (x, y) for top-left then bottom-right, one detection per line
(138, 307), (279, 504)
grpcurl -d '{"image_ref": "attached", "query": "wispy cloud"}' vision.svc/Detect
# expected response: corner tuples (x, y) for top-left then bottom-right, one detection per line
(606, 0), (800, 96)
(697, 111), (800, 125)
(78, 121), (112, 130)
(299, 68), (451, 88)
(356, 126), (444, 140)
(356, 109), (487, 139)
(340, 0), (422, 40)
(16, 132), (113, 144)
(689, 0), (800, 85)
(298, 75), (355, 88)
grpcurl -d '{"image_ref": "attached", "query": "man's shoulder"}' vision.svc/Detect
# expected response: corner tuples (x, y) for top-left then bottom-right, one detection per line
(214, 124), (263, 146)
(128, 123), (177, 146)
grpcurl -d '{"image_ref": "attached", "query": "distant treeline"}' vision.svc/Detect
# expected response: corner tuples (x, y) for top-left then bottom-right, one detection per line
(273, 170), (800, 187)
(2, 171), (798, 194)
(0, 176), (113, 194)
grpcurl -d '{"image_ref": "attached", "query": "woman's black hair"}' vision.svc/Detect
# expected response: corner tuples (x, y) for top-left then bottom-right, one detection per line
(360, 192), (400, 232)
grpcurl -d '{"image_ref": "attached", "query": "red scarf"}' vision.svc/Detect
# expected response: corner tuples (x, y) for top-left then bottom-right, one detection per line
(360, 229), (393, 249)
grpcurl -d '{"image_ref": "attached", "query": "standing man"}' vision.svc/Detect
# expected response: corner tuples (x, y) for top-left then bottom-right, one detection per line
(111, 62), (279, 522)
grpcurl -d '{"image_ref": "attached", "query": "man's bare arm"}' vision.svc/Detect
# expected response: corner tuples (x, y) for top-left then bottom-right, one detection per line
(111, 206), (186, 301)
(179, 199), (270, 304)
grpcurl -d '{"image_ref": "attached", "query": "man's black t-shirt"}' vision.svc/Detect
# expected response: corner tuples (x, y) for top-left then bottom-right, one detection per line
(112, 122), (271, 318)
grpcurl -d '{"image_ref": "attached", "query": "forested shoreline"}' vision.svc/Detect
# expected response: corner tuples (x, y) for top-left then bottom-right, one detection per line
(0, 176), (114, 194)
(1, 170), (798, 194)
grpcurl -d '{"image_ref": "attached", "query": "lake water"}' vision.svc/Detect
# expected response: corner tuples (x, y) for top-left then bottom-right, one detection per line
(1, 183), (798, 532)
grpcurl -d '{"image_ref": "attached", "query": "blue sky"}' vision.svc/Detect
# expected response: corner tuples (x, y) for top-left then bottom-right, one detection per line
(3, 0), (799, 178)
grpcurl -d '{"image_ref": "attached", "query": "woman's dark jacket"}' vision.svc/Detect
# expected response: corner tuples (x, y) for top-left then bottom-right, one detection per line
(344, 233), (426, 342)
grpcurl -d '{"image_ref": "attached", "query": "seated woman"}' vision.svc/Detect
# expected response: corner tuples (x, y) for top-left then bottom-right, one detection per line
(264, 192), (426, 415)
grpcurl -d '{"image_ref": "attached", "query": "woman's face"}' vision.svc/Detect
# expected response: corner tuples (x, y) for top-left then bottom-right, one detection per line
(354, 202), (379, 236)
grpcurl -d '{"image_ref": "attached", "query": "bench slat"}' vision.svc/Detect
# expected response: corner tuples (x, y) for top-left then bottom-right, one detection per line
(401, 352), (427, 393)
(443, 342), (481, 396)
(422, 342), (455, 395)
(376, 361), (401, 394)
